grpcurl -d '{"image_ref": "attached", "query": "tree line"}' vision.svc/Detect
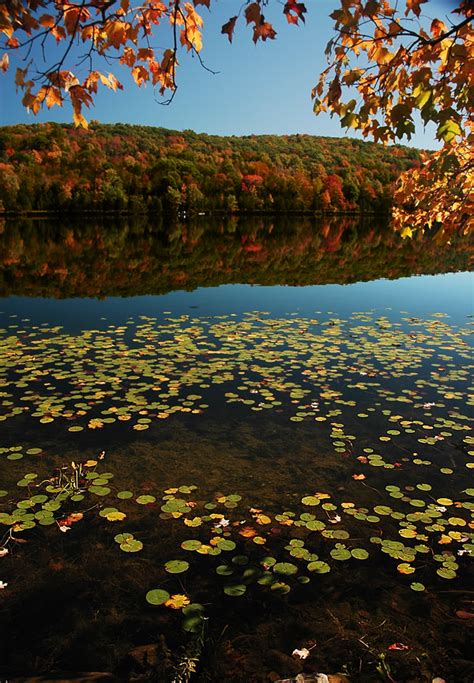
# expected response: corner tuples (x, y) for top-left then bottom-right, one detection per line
(0, 123), (420, 215)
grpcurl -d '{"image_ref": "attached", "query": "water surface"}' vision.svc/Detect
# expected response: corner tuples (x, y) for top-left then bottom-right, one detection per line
(0, 216), (473, 682)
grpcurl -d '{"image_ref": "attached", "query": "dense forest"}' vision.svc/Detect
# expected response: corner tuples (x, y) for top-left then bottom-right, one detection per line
(1, 215), (470, 298)
(0, 123), (421, 214)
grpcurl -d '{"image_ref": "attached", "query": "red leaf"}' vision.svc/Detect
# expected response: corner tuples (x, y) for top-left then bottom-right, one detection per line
(388, 643), (410, 651)
(284, 1), (307, 25)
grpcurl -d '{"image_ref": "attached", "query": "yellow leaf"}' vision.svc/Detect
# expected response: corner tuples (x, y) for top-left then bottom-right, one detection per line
(0, 53), (9, 73)
(165, 594), (190, 609)
(73, 109), (88, 128)
(397, 563), (415, 574)
(46, 87), (63, 109)
(256, 514), (272, 525)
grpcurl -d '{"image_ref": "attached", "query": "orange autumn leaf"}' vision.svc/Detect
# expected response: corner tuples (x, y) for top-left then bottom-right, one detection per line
(165, 594), (190, 609)
(253, 20), (277, 44)
(61, 512), (84, 526)
(239, 526), (257, 538)
(255, 514), (272, 525)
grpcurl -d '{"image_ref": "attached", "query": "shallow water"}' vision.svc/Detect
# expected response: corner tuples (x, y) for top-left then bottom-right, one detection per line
(0, 216), (473, 682)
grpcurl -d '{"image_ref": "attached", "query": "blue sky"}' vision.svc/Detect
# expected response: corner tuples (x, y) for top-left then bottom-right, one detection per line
(0, 0), (454, 147)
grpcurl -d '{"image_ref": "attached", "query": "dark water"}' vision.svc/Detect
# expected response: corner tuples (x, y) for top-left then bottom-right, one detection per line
(0, 216), (473, 682)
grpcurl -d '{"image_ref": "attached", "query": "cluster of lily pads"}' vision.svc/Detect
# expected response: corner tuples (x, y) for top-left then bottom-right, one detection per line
(0, 448), (473, 644)
(1, 457), (473, 595)
(0, 309), (472, 633)
(0, 313), (472, 441)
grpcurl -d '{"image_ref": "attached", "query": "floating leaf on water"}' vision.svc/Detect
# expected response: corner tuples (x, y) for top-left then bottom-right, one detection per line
(307, 561), (331, 574)
(105, 510), (126, 522)
(165, 594), (190, 609)
(146, 589), (170, 605)
(136, 495), (156, 505)
(397, 563), (415, 574)
(437, 567), (457, 579)
(232, 555), (249, 566)
(330, 544), (351, 561)
(89, 486), (111, 496)
(301, 496), (320, 506)
(273, 562), (298, 576)
(164, 560), (189, 574)
(351, 548), (369, 560)
(224, 584), (247, 597)
(117, 491), (133, 500)
(181, 540), (202, 551)
(120, 538), (143, 553)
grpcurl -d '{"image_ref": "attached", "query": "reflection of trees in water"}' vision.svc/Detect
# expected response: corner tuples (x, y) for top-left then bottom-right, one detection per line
(0, 215), (471, 298)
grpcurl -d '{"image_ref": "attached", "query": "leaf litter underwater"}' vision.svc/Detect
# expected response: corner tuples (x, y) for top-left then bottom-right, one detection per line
(0, 310), (473, 681)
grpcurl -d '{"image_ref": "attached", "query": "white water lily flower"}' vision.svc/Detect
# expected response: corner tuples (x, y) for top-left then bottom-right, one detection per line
(214, 518), (230, 528)
(0, 548), (9, 557)
(292, 647), (310, 659)
(329, 514), (341, 524)
(0, 581), (7, 589)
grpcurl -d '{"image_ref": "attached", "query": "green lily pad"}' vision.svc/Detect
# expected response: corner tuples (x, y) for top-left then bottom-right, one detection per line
(146, 589), (170, 605)
(165, 560), (189, 574)
(224, 584), (246, 597)
(273, 562), (298, 576)
(330, 544), (351, 561)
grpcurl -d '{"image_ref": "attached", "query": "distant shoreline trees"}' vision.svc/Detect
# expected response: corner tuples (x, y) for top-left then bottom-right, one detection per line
(0, 123), (419, 215)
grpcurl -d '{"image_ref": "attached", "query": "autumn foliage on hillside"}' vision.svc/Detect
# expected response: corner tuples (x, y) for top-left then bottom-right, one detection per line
(0, 123), (420, 214)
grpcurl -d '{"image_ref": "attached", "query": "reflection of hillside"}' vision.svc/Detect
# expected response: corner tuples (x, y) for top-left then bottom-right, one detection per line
(0, 216), (472, 298)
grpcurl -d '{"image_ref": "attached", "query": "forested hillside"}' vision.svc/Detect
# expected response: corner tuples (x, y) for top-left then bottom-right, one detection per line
(0, 123), (420, 214)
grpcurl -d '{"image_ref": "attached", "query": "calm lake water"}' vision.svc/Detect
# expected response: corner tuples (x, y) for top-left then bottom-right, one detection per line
(0, 216), (473, 682)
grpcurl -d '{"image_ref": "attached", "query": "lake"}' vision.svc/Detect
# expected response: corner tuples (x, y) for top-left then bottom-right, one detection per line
(0, 215), (473, 682)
